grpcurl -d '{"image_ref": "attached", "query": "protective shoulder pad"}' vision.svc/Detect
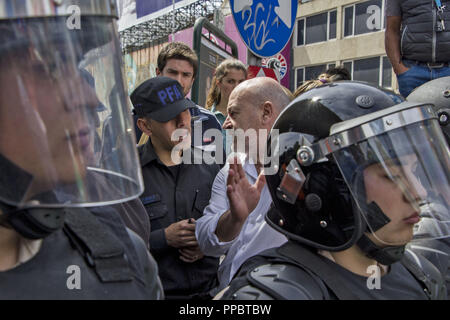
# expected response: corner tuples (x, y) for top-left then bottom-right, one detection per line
(242, 263), (327, 300)
(403, 249), (447, 300)
(227, 284), (275, 300)
(64, 208), (133, 282)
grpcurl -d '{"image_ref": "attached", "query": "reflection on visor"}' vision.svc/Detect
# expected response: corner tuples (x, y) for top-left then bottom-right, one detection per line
(333, 119), (450, 246)
(0, 17), (143, 208)
(414, 202), (450, 240)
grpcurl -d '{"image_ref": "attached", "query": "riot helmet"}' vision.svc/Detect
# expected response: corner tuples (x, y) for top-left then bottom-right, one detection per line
(407, 76), (450, 144)
(0, 0), (143, 238)
(265, 81), (450, 264)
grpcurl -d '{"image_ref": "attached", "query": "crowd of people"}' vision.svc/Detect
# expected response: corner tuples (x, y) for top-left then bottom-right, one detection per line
(0, 0), (449, 301)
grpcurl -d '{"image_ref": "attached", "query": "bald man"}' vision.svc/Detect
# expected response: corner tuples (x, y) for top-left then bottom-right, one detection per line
(195, 77), (291, 293)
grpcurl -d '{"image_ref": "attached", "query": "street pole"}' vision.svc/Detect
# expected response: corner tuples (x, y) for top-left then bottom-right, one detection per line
(172, 0), (176, 38)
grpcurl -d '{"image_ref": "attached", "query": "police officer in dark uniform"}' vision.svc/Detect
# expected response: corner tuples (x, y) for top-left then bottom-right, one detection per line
(0, 0), (162, 299)
(407, 76), (450, 297)
(220, 81), (449, 300)
(132, 77), (220, 299)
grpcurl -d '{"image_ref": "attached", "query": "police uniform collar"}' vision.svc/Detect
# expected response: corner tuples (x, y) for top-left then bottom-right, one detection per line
(139, 139), (200, 167)
(139, 140), (159, 167)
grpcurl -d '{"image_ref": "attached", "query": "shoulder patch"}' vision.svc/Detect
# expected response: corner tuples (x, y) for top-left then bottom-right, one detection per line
(141, 194), (161, 205)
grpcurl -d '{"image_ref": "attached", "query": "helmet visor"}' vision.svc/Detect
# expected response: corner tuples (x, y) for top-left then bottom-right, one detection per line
(0, 17), (143, 208)
(333, 119), (450, 246)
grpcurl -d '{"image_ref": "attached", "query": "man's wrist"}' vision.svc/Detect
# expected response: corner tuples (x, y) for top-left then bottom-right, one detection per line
(216, 210), (244, 242)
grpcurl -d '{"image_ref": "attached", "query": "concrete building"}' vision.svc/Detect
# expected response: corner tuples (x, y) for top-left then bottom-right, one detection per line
(293, 0), (396, 91)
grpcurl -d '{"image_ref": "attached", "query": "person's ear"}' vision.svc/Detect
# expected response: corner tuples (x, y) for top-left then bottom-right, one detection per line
(261, 101), (274, 125)
(137, 118), (152, 136)
(156, 68), (161, 76)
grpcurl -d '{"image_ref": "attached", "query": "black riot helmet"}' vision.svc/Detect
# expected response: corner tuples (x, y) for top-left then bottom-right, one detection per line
(264, 81), (450, 264)
(407, 76), (450, 144)
(0, 1), (144, 239)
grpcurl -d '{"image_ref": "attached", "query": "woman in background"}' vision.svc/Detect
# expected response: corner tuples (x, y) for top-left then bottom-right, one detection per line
(206, 59), (247, 126)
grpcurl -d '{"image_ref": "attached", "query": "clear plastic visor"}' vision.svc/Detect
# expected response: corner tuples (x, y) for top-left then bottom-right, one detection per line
(0, 17), (143, 208)
(333, 119), (450, 246)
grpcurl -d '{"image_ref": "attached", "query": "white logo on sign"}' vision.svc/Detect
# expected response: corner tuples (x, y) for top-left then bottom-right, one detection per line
(233, 0), (253, 13)
(274, 1), (292, 28)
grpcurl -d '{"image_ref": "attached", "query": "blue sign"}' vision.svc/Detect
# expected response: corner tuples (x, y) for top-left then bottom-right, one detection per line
(230, 0), (297, 58)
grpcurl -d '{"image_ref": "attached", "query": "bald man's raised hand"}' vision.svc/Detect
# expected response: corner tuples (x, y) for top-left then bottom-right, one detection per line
(226, 158), (266, 223)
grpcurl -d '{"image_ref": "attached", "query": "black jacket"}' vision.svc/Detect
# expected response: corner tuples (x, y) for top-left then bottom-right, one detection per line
(400, 0), (450, 62)
(138, 141), (220, 298)
(222, 242), (446, 300)
(0, 206), (162, 300)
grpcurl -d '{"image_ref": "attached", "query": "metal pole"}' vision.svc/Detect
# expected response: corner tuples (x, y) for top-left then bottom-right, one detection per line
(172, 0), (175, 37)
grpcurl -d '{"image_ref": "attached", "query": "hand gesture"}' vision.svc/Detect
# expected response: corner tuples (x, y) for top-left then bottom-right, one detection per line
(226, 157), (266, 223)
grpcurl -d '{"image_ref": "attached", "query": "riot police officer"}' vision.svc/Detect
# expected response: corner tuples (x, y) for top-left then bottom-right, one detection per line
(221, 81), (449, 300)
(0, 0), (162, 299)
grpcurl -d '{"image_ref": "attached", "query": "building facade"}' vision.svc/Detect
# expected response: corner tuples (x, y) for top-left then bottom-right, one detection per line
(293, 0), (395, 91)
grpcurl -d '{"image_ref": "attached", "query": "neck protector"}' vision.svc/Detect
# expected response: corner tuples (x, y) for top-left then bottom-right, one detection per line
(357, 234), (406, 265)
(0, 153), (65, 239)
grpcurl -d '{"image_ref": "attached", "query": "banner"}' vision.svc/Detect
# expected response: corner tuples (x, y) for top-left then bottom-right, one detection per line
(136, 0), (196, 19)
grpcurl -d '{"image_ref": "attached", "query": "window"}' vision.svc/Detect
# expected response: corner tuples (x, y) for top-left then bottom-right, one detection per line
(305, 12), (328, 44)
(305, 65), (327, 80)
(342, 56), (392, 88)
(382, 56), (392, 88)
(296, 64), (327, 88)
(296, 68), (304, 88)
(354, 57), (380, 84)
(329, 10), (337, 40)
(344, 6), (354, 37)
(343, 61), (353, 76)
(296, 9), (337, 46)
(297, 19), (305, 46)
(344, 0), (384, 37)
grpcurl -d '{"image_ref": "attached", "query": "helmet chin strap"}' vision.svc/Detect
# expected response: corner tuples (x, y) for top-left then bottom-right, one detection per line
(357, 234), (406, 265)
(357, 201), (405, 265)
(0, 201), (66, 240)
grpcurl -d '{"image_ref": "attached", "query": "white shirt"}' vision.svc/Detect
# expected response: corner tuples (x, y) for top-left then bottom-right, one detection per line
(196, 156), (287, 290)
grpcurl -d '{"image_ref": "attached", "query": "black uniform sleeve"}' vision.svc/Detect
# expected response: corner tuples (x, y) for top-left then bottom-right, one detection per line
(150, 228), (169, 253)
